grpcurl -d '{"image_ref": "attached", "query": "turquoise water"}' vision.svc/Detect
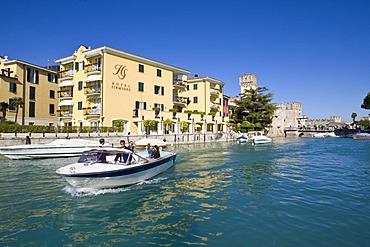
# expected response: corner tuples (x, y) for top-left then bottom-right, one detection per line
(0, 138), (369, 246)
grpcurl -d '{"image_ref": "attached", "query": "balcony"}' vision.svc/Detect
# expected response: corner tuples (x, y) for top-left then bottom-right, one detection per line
(210, 103), (219, 110)
(58, 111), (73, 118)
(58, 70), (74, 80)
(173, 97), (187, 107)
(84, 86), (101, 97)
(173, 79), (186, 90)
(84, 63), (102, 75)
(210, 89), (219, 97)
(59, 91), (73, 99)
(84, 108), (101, 117)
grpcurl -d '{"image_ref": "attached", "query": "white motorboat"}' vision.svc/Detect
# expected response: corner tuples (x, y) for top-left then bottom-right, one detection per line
(313, 132), (338, 138)
(250, 135), (272, 145)
(0, 139), (103, 159)
(56, 148), (177, 192)
(236, 135), (248, 143)
(134, 138), (167, 149)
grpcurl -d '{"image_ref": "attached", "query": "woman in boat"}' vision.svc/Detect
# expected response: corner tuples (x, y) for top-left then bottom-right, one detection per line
(151, 145), (160, 159)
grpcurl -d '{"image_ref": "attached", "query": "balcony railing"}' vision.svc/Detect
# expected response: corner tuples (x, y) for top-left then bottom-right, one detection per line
(84, 86), (101, 95)
(58, 70), (74, 79)
(210, 103), (219, 109)
(84, 63), (102, 73)
(59, 91), (73, 98)
(173, 97), (187, 105)
(210, 89), (219, 96)
(84, 108), (101, 116)
(173, 80), (186, 89)
(58, 111), (73, 118)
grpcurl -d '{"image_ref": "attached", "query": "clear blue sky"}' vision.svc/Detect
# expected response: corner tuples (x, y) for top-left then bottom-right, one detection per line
(1, 0), (369, 121)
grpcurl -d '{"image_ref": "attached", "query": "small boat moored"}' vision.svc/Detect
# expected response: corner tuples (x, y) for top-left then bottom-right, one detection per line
(250, 135), (272, 145)
(352, 133), (370, 140)
(56, 147), (177, 192)
(236, 135), (248, 143)
(0, 139), (103, 159)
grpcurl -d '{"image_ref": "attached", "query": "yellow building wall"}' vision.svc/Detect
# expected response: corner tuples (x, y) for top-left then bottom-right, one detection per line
(0, 58), (58, 125)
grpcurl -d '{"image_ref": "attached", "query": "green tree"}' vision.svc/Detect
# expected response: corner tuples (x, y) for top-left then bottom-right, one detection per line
(0, 102), (9, 123)
(180, 121), (189, 133)
(234, 87), (277, 128)
(351, 112), (357, 123)
(361, 92), (370, 110)
(163, 118), (173, 134)
(11, 97), (24, 124)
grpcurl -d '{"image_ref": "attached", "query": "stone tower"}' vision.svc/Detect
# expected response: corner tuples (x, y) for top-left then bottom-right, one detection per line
(239, 74), (257, 94)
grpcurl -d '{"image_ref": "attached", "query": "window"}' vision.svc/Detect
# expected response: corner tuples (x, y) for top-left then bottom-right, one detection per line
(50, 90), (55, 99)
(29, 86), (36, 100)
(138, 82), (144, 92)
(154, 85), (165, 95)
(9, 82), (16, 93)
(29, 102), (35, 117)
(193, 84), (198, 90)
(186, 85), (189, 90)
(26, 68), (39, 84)
(48, 73), (57, 83)
(154, 103), (164, 111)
(138, 64), (144, 73)
(157, 69), (162, 77)
(154, 85), (160, 95)
(78, 101), (82, 110)
(49, 104), (55, 114)
(9, 99), (15, 111)
(135, 101), (146, 110)
(75, 62), (79, 71)
(193, 96), (198, 103)
(78, 81), (83, 91)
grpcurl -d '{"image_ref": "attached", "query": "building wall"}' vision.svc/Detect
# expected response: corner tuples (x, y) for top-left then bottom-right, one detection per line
(0, 57), (58, 126)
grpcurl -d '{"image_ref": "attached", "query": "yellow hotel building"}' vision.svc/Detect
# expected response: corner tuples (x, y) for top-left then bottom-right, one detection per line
(0, 56), (59, 125)
(55, 45), (229, 134)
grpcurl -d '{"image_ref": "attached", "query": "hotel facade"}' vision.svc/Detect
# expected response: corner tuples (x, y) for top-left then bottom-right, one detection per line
(0, 56), (59, 125)
(55, 45), (229, 135)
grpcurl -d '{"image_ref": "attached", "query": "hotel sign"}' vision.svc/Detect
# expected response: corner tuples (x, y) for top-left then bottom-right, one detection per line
(113, 64), (128, 80)
(112, 64), (130, 91)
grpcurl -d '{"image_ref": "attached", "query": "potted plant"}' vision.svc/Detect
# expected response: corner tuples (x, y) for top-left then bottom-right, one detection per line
(152, 107), (160, 118)
(169, 108), (178, 119)
(209, 111), (216, 121)
(184, 110), (193, 120)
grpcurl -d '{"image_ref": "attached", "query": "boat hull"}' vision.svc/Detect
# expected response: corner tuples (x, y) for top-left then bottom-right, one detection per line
(0, 139), (100, 159)
(57, 153), (176, 192)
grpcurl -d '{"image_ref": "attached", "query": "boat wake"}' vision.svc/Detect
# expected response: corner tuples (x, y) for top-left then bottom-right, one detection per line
(62, 177), (168, 196)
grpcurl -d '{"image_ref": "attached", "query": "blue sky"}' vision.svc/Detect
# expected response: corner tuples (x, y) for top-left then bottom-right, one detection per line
(1, 0), (369, 121)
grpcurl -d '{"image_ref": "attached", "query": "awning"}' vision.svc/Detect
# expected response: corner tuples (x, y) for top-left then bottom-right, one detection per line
(58, 100), (74, 107)
(58, 80), (74, 88)
(85, 74), (102, 83)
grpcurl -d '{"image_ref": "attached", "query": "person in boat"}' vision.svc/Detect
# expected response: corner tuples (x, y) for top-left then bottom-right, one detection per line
(114, 140), (131, 163)
(147, 143), (154, 158)
(97, 138), (108, 162)
(151, 145), (160, 159)
(99, 138), (106, 147)
(128, 140), (135, 152)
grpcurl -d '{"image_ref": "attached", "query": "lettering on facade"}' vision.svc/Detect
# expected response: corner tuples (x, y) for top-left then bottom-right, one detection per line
(112, 82), (131, 91)
(113, 64), (128, 80)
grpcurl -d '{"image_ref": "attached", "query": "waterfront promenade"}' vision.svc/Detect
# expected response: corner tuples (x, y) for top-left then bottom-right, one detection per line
(0, 132), (238, 147)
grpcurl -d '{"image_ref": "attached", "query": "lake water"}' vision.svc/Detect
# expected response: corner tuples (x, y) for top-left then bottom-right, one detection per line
(0, 138), (369, 246)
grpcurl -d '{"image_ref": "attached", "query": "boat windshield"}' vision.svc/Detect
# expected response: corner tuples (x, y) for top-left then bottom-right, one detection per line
(78, 152), (98, 163)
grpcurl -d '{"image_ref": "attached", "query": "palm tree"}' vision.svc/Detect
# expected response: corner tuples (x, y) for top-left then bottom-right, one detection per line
(11, 97), (24, 124)
(0, 102), (9, 123)
(351, 112), (357, 123)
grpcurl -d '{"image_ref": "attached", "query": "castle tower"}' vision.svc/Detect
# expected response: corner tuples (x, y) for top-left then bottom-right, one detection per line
(239, 74), (257, 94)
